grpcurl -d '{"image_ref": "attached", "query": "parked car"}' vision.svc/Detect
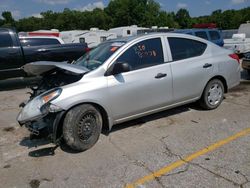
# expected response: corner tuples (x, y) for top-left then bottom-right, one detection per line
(17, 33), (241, 151)
(173, 29), (224, 46)
(0, 28), (88, 80)
(242, 53), (250, 75)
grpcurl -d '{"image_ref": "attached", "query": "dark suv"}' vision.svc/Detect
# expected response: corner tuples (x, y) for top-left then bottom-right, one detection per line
(173, 29), (224, 46)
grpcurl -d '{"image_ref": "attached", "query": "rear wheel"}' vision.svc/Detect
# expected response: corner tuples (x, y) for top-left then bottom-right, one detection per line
(63, 104), (102, 151)
(199, 79), (224, 110)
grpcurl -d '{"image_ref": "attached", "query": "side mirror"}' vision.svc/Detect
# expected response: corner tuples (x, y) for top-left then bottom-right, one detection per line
(111, 62), (131, 75)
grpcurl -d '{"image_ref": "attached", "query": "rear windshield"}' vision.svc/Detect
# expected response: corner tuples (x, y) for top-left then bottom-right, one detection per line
(75, 41), (126, 70)
(20, 38), (60, 46)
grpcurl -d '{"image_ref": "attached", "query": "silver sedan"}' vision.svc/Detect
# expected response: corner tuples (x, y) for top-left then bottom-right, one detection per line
(17, 33), (241, 151)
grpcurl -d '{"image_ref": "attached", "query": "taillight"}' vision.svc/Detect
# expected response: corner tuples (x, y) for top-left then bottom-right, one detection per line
(229, 54), (240, 64)
(85, 47), (91, 53)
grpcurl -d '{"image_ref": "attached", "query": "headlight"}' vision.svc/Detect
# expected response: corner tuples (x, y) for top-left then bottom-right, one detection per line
(17, 88), (62, 123)
(41, 89), (61, 104)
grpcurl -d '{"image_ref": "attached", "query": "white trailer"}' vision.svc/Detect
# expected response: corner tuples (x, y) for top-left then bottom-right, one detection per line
(108, 25), (148, 38)
(224, 22), (250, 56)
(60, 28), (117, 48)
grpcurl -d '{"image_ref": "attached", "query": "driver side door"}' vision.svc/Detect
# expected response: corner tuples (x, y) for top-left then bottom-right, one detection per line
(106, 37), (173, 123)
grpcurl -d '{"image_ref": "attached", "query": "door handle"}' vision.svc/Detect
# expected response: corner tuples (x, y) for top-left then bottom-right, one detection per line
(155, 73), (167, 79)
(203, 63), (212, 68)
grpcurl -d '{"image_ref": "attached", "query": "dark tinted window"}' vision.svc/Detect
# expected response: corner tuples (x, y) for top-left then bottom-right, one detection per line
(79, 38), (85, 43)
(116, 38), (164, 70)
(20, 38), (60, 46)
(195, 31), (208, 40)
(168, 37), (207, 61)
(209, 31), (220, 40)
(0, 31), (13, 48)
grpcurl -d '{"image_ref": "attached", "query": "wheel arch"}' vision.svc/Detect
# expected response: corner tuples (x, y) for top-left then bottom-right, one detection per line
(208, 75), (228, 93)
(53, 102), (111, 143)
(201, 75), (228, 98)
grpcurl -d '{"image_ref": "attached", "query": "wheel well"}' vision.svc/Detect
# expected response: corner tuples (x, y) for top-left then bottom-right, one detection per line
(209, 76), (228, 93)
(55, 102), (110, 141)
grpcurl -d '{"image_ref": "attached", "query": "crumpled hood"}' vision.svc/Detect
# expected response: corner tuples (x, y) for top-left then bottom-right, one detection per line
(23, 61), (89, 76)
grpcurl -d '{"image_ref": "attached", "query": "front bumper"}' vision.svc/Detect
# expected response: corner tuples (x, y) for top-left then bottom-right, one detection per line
(18, 111), (65, 142)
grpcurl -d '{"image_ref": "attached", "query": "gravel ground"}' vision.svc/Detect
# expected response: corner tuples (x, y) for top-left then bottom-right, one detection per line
(0, 71), (250, 188)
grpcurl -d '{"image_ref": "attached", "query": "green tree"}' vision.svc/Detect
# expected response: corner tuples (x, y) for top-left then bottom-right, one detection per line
(9, 0), (250, 32)
(1, 11), (15, 27)
(175, 8), (191, 28)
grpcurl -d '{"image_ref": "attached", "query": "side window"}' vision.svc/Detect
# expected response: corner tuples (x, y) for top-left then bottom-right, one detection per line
(79, 38), (85, 43)
(20, 39), (30, 46)
(0, 31), (13, 48)
(168, 37), (207, 61)
(195, 31), (208, 40)
(116, 38), (164, 70)
(209, 31), (220, 40)
(100, 36), (107, 42)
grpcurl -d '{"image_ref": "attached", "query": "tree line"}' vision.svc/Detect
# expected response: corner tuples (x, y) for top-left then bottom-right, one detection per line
(0, 0), (249, 32)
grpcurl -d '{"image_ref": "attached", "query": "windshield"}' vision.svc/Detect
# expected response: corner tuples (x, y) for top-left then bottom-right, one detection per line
(74, 41), (126, 70)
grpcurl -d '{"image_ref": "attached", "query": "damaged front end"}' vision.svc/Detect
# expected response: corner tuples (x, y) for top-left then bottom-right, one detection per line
(17, 61), (89, 143)
(17, 88), (64, 140)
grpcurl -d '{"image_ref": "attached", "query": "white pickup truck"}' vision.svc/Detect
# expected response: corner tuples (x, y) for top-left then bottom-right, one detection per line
(224, 22), (250, 58)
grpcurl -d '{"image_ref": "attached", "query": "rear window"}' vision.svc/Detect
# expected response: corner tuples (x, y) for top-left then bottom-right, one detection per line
(20, 38), (60, 46)
(0, 31), (13, 48)
(168, 37), (207, 61)
(195, 31), (208, 40)
(209, 31), (220, 40)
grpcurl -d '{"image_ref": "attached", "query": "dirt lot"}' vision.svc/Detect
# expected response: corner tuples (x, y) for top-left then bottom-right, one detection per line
(0, 71), (250, 188)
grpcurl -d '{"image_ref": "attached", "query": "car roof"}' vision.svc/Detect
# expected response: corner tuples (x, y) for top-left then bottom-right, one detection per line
(106, 32), (210, 44)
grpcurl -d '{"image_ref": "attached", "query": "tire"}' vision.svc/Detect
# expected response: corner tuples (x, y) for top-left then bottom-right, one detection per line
(247, 70), (250, 76)
(199, 79), (224, 110)
(63, 104), (102, 151)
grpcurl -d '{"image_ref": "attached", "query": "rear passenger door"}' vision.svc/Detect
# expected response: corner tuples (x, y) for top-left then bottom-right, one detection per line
(167, 37), (213, 102)
(21, 38), (63, 62)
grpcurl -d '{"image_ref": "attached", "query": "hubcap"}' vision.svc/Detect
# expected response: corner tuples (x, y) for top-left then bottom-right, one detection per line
(78, 113), (96, 141)
(207, 83), (223, 106)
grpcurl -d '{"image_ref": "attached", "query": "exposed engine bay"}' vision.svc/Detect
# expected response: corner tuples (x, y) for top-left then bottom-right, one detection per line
(17, 61), (89, 142)
(29, 69), (83, 100)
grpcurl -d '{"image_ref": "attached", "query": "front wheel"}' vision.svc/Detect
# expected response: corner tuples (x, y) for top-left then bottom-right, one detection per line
(199, 79), (224, 110)
(63, 104), (102, 151)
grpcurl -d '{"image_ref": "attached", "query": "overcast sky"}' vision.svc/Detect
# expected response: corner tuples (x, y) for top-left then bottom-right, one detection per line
(0, 0), (249, 20)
